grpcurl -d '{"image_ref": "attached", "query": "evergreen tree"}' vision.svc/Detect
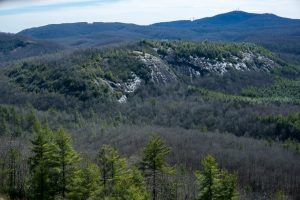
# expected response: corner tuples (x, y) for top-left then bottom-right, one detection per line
(7, 148), (20, 200)
(55, 129), (80, 199)
(195, 155), (238, 200)
(67, 161), (100, 200)
(141, 135), (172, 200)
(96, 145), (149, 200)
(96, 145), (124, 197)
(0, 118), (8, 136)
(10, 108), (22, 137)
(195, 155), (220, 200)
(27, 123), (86, 200)
(0, 158), (5, 191)
(219, 171), (239, 200)
(113, 167), (149, 200)
(26, 109), (38, 131)
(26, 122), (59, 200)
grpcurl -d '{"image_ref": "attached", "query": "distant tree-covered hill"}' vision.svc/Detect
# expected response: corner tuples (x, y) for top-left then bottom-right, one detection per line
(3, 40), (300, 141)
(0, 32), (63, 66)
(18, 11), (300, 63)
(4, 40), (285, 101)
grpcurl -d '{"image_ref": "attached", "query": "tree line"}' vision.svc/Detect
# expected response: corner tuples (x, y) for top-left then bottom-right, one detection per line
(0, 121), (238, 200)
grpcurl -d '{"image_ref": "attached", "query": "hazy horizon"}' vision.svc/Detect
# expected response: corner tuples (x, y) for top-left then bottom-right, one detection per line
(0, 0), (300, 33)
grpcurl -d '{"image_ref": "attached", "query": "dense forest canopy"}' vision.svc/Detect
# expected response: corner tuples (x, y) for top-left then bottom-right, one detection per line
(0, 38), (299, 200)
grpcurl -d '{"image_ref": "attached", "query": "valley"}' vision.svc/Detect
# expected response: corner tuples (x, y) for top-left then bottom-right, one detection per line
(0, 10), (299, 200)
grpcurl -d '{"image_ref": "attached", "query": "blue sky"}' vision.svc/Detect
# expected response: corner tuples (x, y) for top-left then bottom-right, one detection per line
(0, 0), (121, 16)
(0, 0), (300, 33)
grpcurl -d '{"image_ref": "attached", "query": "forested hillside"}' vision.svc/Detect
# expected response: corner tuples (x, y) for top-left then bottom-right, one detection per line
(19, 11), (300, 64)
(0, 33), (63, 67)
(0, 40), (299, 199)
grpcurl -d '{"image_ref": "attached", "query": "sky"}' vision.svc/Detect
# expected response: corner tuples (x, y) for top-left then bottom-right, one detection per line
(0, 0), (299, 33)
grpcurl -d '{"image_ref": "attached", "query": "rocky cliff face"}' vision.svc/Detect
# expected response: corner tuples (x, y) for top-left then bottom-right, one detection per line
(135, 51), (178, 84)
(5, 40), (282, 103)
(152, 43), (278, 79)
(172, 52), (276, 77)
(93, 42), (280, 103)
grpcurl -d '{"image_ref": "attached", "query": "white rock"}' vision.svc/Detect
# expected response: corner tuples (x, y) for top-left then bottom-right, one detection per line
(118, 95), (127, 103)
(125, 73), (142, 93)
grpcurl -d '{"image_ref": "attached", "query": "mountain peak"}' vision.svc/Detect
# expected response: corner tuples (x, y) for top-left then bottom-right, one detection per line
(194, 11), (264, 25)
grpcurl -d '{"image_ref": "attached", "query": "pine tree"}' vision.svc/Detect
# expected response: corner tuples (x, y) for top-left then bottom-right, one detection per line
(27, 122), (59, 200)
(96, 145), (126, 197)
(54, 129), (80, 199)
(67, 161), (100, 200)
(219, 171), (239, 200)
(113, 167), (149, 200)
(0, 118), (8, 136)
(141, 135), (172, 200)
(27, 124), (85, 200)
(26, 109), (38, 131)
(195, 155), (238, 200)
(10, 108), (22, 137)
(195, 155), (220, 200)
(95, 145), (149, 200)
(0, 158), (5, 191)
(7, 148), (20, 200)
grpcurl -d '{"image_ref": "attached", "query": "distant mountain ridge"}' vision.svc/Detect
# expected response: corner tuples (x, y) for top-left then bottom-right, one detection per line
(19, 11), (300, 40)
(0, 32), (63, 66)
(153, 11), (300, 28)
(13, 11), (300, 64)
